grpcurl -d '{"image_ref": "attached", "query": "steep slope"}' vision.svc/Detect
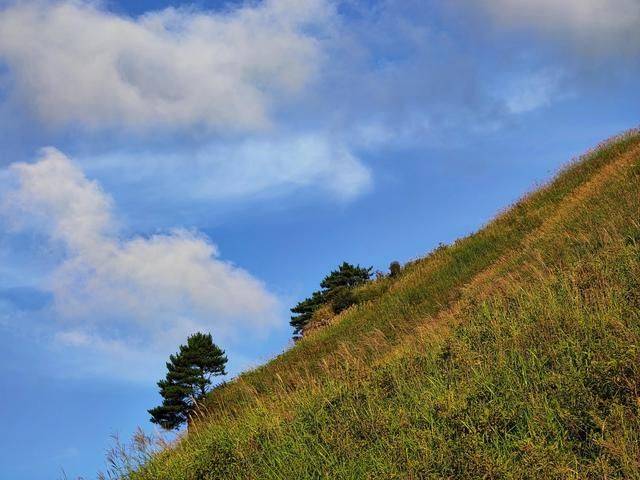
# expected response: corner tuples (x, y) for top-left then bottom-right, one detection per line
(133, 130), (640, 479)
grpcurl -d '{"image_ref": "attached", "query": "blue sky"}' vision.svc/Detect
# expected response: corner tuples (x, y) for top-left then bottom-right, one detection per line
(0, 0), (638, 478)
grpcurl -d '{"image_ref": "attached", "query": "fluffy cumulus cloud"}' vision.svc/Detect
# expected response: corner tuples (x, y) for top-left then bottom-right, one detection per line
(1, 148), (280, 379)
(0, 0), (331, 131)
(476, 0), (640, 55)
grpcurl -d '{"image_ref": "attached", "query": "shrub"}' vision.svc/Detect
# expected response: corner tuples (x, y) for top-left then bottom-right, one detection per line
(389, 261), (402, 277)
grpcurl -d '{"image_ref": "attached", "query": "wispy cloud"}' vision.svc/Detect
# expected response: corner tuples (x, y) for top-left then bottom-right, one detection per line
(1, 148), (280, 379)
(474, 0), (640, 56)
(0, 0), (332, 131)
(86, 134), (372, 205)
(500, 69), (567, 115)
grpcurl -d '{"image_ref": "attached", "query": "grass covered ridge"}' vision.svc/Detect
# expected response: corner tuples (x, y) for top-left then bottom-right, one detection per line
(132, 130), (640, 479)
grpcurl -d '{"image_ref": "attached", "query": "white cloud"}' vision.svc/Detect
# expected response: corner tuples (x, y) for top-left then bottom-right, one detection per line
(1, 148), (280, 379)
(501, 69), (566, 114)
(0, 0), (332, 131)
(477, 0), (640, 55)
(196, 135), (371, 200)
(87, 134), (372, 204)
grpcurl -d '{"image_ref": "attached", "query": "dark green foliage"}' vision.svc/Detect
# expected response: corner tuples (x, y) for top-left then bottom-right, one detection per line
(389, 261), (401, 277)
(327, 286), (356, 314)
(323, 262), (372, 314)
(320, 262), (373, 291)
(290, 290), (326, 336)
(290, 262), (372, 336)
(148, 333), (227, 430)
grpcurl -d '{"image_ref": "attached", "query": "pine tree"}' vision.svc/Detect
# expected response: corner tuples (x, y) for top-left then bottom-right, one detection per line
(320, 262), (372, 290)
(148, 332), (227, 430)
(290, 262), (372, 336)
(322, 263), (372, 313)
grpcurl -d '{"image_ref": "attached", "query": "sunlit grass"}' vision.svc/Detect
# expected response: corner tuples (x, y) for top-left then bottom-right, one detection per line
(131, 129), (640, 479)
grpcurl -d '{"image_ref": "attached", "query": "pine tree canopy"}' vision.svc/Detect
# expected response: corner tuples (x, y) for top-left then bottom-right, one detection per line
(320, 262), (372, 290)
(290, 262), (372, 336)
(148, 332), (227, 430)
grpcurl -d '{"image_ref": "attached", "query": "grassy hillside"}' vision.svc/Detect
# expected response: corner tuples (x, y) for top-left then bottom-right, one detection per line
(131, 130), (640, 479)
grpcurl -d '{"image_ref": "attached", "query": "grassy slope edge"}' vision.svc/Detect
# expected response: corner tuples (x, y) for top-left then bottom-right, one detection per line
(134, 130), (640, 479)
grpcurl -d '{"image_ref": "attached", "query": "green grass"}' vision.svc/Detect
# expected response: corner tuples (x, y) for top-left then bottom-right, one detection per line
(131, 129), (640, 479)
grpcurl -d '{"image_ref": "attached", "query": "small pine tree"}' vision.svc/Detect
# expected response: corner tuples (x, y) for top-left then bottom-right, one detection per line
(148, 332), (227, 430)
(290, 262), (372, 336)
